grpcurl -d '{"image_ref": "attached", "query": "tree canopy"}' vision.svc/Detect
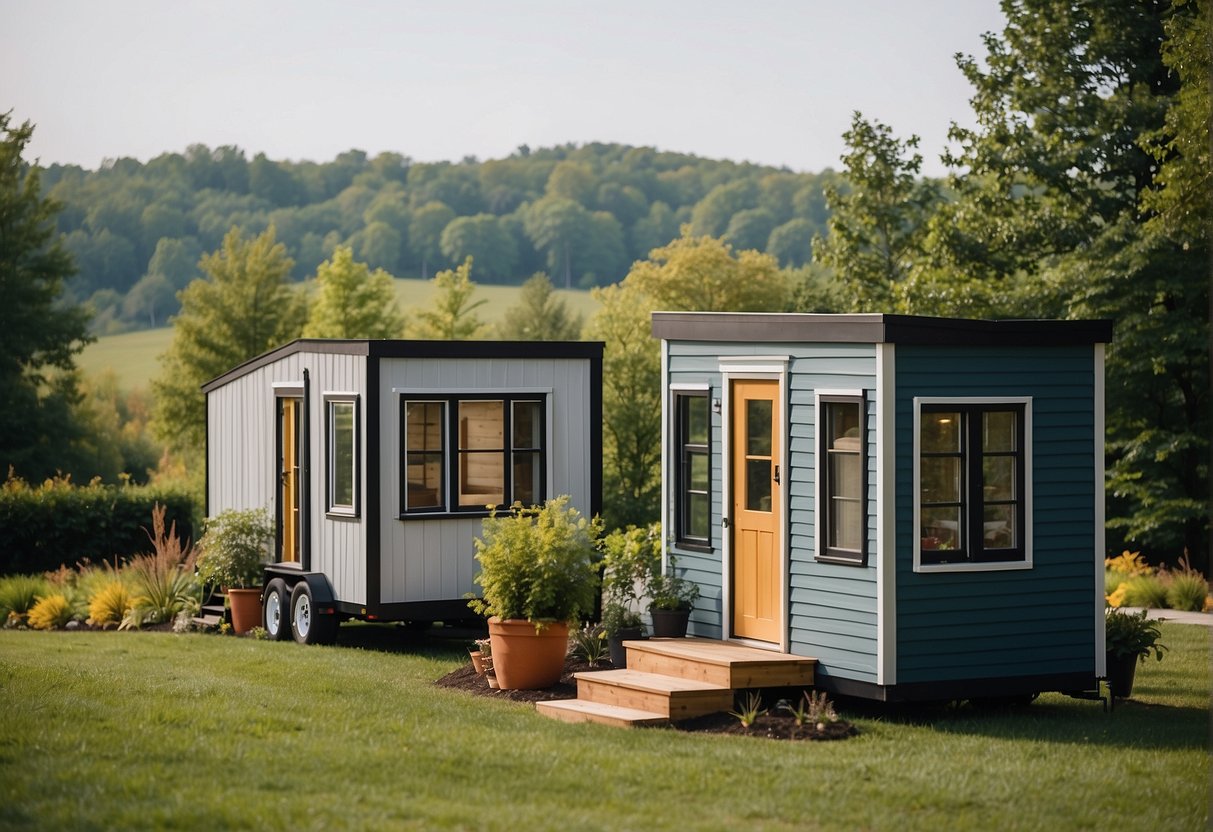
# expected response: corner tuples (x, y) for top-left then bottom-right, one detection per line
(303, 245), (404, 339)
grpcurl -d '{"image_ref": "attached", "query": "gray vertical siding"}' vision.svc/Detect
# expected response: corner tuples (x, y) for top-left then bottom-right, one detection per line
(666, 341), (880, 683)
(206, 350), (368, 606)
(377, 357), (595, 605)
(894, 345), (1098, 683)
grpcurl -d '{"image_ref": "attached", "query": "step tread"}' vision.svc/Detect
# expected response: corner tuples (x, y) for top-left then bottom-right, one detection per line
(627, 638), (817, 667)
(574, 668), (730, 694)
(535, 699), (668, 727)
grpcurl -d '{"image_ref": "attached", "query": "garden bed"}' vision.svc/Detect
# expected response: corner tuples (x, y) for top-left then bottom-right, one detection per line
(434, 656), (858, 740)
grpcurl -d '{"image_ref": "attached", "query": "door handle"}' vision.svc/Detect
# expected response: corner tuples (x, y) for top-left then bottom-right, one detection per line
(774, 464), (780, 485)
(722, 517), (730, 529)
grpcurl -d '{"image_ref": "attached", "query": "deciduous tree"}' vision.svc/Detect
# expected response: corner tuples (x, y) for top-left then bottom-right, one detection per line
(153, 226), (305, 455)
(303, 245), (404, 339)
(497, 273), (582, 341)
(409, 257), (487, 340)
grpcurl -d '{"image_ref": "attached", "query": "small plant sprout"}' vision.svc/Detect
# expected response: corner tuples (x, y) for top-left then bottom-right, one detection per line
(569, 622), (610, 666)
(474, 637), (492, 657)
(729, 692), (767, 729)
(780, 695), (812, 728)
(805, 690), (839, 727)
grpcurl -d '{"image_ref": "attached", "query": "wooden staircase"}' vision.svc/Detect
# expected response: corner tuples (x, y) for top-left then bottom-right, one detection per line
(192, 587), (229, 629)
(536, 638), (816, 728)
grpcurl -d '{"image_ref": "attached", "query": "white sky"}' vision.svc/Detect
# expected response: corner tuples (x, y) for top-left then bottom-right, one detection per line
(1, 0), (1006, 177)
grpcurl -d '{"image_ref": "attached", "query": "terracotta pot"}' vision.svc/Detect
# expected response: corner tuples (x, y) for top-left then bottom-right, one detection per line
(650, 609), (690, 638)
(1106, 652), (1139, 698)
(227, 587), (263, 635)
(487, 617), (570, 690)
(486, 672), (499, 690)
(470, 650), (485, 675)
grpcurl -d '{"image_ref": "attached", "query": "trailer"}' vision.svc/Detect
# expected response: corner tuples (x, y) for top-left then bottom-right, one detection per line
(203, 338), (602, 643)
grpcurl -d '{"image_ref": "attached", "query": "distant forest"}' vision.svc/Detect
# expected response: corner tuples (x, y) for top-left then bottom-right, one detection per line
(38, 142), (843, 334)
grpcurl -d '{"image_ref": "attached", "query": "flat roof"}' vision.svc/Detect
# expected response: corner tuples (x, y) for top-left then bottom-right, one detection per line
(651, 312), (1113, 347)
(202, 338), (604, 393)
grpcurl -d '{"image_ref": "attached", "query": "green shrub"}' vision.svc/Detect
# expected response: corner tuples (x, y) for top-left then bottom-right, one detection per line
(468, 497), (602, 626)
(1165, 572), (1209, 612)
(196, 508), (273, 590)
(0, 474), (197, 575)
(123, 504), (199, 628)
(0, 574), (51, 625)
(27, 593), (72, 630)
(1121, 574), (1169, 608)
(1104, 569), (1126, 597)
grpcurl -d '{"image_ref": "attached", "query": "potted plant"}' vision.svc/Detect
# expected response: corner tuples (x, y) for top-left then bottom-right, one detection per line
(648, 558), (700, 638)
(598, 524), (661, 666)
(1104, 607), (1167, 698)
(469, 637), (491, 675)
(196, 508), (274, 635)
(467, 496), (601, 690)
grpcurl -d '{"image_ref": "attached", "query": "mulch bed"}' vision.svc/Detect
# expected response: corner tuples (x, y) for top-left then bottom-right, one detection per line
(434, 656), (858, 741)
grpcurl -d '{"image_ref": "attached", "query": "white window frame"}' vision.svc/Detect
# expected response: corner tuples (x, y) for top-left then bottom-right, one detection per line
(814, 389), (867, 566)
(324, 394), (359, 518)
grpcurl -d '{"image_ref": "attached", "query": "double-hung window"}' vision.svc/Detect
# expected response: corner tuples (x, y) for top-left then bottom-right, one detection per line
(916, 399), (1029, 568)
(401, 395), (546, 516)
(674, 393), (711, 548)
(818, 395), (865, 564)
(325, 396), (359, 516)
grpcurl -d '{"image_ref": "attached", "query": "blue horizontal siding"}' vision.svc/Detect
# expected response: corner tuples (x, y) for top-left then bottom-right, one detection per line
(666, 340), (881, 682)
(894, 344), (1099, 684)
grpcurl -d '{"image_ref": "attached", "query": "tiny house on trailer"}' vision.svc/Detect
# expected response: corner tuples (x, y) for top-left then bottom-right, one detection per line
(652, 312), (1113, 702)
(203, 339), (602, 644)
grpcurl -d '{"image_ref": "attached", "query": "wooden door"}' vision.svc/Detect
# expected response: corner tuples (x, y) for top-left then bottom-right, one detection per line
(730, 379), (781, 643)
(278, 396), (302, 564)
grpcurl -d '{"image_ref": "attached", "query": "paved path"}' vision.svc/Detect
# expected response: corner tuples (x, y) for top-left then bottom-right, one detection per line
(1118, 607), (1213, 628)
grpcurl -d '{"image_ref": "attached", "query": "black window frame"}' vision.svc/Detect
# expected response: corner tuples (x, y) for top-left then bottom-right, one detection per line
(674, 392), (712, 550)
(817, 394), (867, 566)
(324, 395), (360, 518)
(399, 393), (547, 518)
(918, 401), (1027, 566)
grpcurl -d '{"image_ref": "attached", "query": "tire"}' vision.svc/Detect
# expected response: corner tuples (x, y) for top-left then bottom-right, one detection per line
(290, 581), (337, 645)
(262, 578), (291, 641)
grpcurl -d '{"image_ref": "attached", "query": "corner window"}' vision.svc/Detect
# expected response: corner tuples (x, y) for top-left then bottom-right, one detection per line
(401, 395), (546, 516)
(917, 400), (1028, 568)
(325, 396), (359, 516)
(819, 395), (865, 564)
(675, 393), (711, 547)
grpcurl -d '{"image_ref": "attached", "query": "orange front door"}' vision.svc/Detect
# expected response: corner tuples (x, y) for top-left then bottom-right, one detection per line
(730, 379), (781, 643)
(278, 396), (302, 564)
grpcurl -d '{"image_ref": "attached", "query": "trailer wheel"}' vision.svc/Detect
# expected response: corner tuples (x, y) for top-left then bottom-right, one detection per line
(262, 579), (291, 641)
(290, 582), (337, 646)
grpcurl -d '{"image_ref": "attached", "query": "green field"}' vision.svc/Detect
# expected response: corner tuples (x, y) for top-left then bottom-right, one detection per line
(79, 279), (602, 390)
(0, 622), (1207, 831)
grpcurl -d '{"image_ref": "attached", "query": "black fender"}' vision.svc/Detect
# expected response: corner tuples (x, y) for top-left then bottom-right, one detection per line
(263, 566), (336, 609)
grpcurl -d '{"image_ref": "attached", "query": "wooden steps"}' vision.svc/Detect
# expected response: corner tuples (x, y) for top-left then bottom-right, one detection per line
(536, 637), (816, 728)
(192, 589), (229, 629)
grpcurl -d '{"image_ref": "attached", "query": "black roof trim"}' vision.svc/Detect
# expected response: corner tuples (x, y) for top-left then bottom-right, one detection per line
(651, 312), (1113, 346)
(202, 339), (605, 392)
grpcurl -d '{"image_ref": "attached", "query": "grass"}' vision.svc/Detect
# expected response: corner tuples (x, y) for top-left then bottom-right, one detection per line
(78, 279), (601, 390)
(0, 622), (1208, 831)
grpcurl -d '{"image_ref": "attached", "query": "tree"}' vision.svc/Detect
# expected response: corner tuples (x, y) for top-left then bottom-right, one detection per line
(813, 112), (940, 312)
(303, 245), (404, 339)
(588, 229), (790, 527)
(409, 257), (487, 340)
(153, 226), (305, 455)
(523, 196), (590, 288)
(927, 0), (1209, 566)
(0, 114), (94, 480)
(408, 201), (455, 278)
(497, 273), (583, 341)
(122, 272), (177, 328)
(439, 214), (518, 282)
(767, 218), (815, 267)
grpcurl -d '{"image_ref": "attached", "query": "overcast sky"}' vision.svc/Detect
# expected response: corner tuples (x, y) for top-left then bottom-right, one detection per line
(1, 0), (1006, 177)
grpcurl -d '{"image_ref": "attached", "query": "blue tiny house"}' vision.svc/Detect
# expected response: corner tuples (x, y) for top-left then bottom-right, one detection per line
(652, 312), (1113, 701)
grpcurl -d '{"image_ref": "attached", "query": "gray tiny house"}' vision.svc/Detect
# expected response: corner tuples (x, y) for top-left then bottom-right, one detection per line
(653, 312), (1113, 701)
(204, 339), (602, 643)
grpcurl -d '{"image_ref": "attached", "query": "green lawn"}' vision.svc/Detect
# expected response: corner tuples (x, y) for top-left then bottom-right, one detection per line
(78, 279), (601, 391)
(0, 623), (1207, 831)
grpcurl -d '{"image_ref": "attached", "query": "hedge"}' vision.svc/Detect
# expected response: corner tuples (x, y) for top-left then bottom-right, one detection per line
(0, 477), (199, 575)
